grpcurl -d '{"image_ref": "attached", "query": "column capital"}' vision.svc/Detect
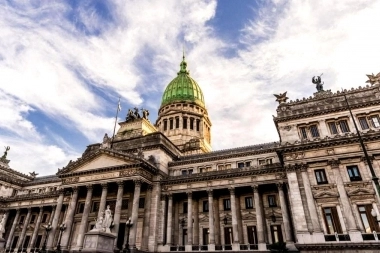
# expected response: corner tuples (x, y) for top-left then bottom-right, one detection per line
(328, 159), (340, 168)
(147, 184), (153, 191)
(134, 179), (142, 187)
(72, 186), (78, 193)
(117, 181), (124, 188)
(101, 183), (108, 189)
(168, 192), (173, 199)
(186, 191), (192, 198)
(86, 184), (93, 190)
(38, 206), (44, 212)
(207, 189), (213, 197)
(251, 185), (259, 192)
(276, 182), (284, 191)
(228, 187), (235, 195)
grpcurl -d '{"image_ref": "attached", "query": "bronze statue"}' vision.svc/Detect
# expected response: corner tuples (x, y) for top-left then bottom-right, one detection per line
(273, 92), (289, 104)
(366, 72), (380, 85)
(0, 146), (10, 161)
(312, 74), (324, 92)
(133, 107), (141, 118)
(141, 108), (149, 120)
(29, 171), (38, 178)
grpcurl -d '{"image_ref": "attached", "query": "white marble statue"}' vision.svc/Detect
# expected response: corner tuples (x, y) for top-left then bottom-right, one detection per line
(103, 205), (113, 233)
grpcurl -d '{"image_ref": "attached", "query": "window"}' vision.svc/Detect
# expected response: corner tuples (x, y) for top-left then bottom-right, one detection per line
(218, 164), (231, 170)
(310, 125), (320, 137)
(122, 199), (129, 209)
(315, 169), (328, 184)
(370, 115), (380, 128)
(199, 166), (211, 173)
(169, 118), (174, 129)
(299, 124), (320, 139)
(268, 195), (276, 207)
(328, 122), (338, 134)
(300, 127), (308, 139)
(139, 198), (145, 208)
(247, 226), (258, 245)
(338, 120), (350, 133)
(347, 165), (362, 181)
(183, 117), (188, 129)
(164, 120), (168, 131)
(358, 205), (380, 233)
(203, 200), (209, 212)
(270, 225), (283, 243)
(323, 207), (342, 234)
(30, 215), (36, 224)
(238, 162), (245, 168)
(203, 228), (209, 245)
(19, 215), (25, 224)
(182, 170), (187, 175)
(223, 199), (231, 210)
(245, 197), (253, 209)
(92, 201), (100, 212)
(188, 169), (193, 175)
(77, 203), (85, 214)
(359, 117), (370, 130)
(258, 159), (266, 165)
(266, 159), (273, 164)
(245, 161), (251, 167)
(196, 120), (200, 131)
(190, 118), (194, 130)
(175, 117), (180, 128)
(42, 213), (48, 223)
(183, 202), (188, 213)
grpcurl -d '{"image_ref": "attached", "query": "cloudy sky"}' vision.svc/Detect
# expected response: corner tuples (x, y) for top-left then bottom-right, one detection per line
(1, 0), (379, 175)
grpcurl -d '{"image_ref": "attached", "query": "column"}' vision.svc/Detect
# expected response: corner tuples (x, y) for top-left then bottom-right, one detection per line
(158, 194), (167, 245)
(229, 188), (239, 246)
(142, 185), (152, 251)
(208, 190), (215, 249)
(301, 171), (322, 233)
(113, 181), (124, 248)
(148, 180), (161, 252)
(28, 206), (43, 251)
(16, 208), (32, 250)
(329, 161), (358, 232)
(166, 193), (173, 245)
(61, 187), (79, 250)
(193, 199), (199, 245)
(47, 191), (64, 250)
(214, 198), (221, 245)
(235, 195), (244, 243)
(5, 209), (19, 249)
(99, 183), (108, 217)
(129, 180), (142, 249)
(277, 183), (293, 244)
(75, 185), (93, 250)
(174, 199), (179, 245)
(187, 191), (193, 246)
(253, 185), (265, 250)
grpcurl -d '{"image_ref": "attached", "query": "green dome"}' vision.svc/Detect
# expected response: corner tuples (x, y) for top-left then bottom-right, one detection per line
(161, 56), (205, 108)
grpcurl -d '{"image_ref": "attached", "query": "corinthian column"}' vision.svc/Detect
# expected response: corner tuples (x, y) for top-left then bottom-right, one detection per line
(166, 193), (173, 245)
(129, 180), (142, 249)
(99, 183), (108, 217)
(16, 207), (32, 250)
(47, 191), (64, 250)
(75, 185), (93, 250)
(28, 206), (43, 251)
(277, 183), (294, 247)
(61, 187), (79, 250)
(113, 181), (124, 248)
(142, 185), (153, 251)
(252, 185), (265, 251)
(187, 192), (193, 247)
(208, 189), (215, 250)
(229, 188), (239, 247)
(6, 209), (20, 249)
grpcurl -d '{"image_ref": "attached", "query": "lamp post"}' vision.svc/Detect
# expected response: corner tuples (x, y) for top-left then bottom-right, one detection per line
(223, 215), (228, 225)
(270, 208), (276, 223)
(123, 217), (133, 253)
(41, 222), (52, 253)
(55, 223), (66, 252)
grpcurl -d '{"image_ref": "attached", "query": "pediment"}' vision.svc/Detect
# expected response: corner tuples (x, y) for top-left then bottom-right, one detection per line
(241, 212), (256, 220)
(71, 154), (129, 172)
(314, 191), (339, 199)
(199, 214), (209, 223)
(347, 188), (374, 196)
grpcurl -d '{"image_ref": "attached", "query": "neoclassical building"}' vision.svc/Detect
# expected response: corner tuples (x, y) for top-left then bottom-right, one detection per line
(1, 58), (380, 253)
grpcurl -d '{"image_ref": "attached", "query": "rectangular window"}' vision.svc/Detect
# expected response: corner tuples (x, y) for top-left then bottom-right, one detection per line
(268, 195), (276, 207)
(223, 199), (231, 210)
(247, 226), (258, 245)
(169, 118), (174, 129)
(182, 170), (187, 175)
(358, 204), (380, 233)
(196, 120), (200, 131)
(92, 201), (100, 213)
(183, 202), (188, 213)
(338, 120), (350, 133)
(218, 165), (225, 170)
(245, 197), (253, 209)
(370, 115), (380, 128)
(237, 162), (245, 168)
(77, 203), (85, 214)
(270, 225), (283, 243)
(315, 169), (328, 184)
(323, 207), (342, 234)
(19, 215), (25, 224)
(300, 127), (308, 139)
(122, 199), (129, 209)
(188, 169), (193, 175)
(139, 198), (145, 208)
(163, 120), (168, 131)
(190, 118), (194, 130)
(245, 161), (251, 167)
(266, 159), (273, 164)
(175, 117), (180, 128)
(328, 122), (338, 134)
(42, 213), (48, 223)
(359, 117), (370, 130)
(35, 235), (43, 248)
(258, 159), (266, 165)
(203, 200), (209, 212)
(30, 215), (36, 224)
(310, 125), (320, 137)
(347, 165), (362, 181)
(183, 117), (188, 129)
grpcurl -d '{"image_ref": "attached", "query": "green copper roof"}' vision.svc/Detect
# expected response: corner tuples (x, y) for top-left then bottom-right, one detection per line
(161, 56), (205, 108)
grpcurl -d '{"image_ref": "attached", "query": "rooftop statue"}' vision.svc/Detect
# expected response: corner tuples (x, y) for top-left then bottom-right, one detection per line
(29, 171), (38, 178)
(126, 107), (150, 122)
(0, 146), (10, 162)
(312, 74), (324, 92)
(366, 72), (380, 85)
(274, 92), (289, 104)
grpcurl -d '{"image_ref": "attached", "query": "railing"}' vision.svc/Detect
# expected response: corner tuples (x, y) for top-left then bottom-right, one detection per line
(170, 246), (185, 251)
(362, 232), (380, 241)
(191, 245), (208, 251)
(324, 234), (351, 242)
(215, 245), (223, 250)
(240, 244), (258, 250)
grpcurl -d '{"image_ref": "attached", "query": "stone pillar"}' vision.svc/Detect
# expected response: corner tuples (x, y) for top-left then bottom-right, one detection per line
(75, 185), (93, 250)
(28, 206), (43, 251)
(129, 180), (142, 249)
(208, 190), (215, 250)
(186, 191), (193, 249)
(158, 194), (167, 246)
(61, 186), (79, 250)
(166, 193), (173, 245)
(174, 200), (180, 245)
(113, 181), (124, 248)
(229, 188), (239, 250)
(47, 191), (64, 250)
(235, 195), (244, 243)
(253, 185), (265, 250)
(329, 160), (361, 241)
(99, 183), (108, 217)
(6, 209), (20, 249)
(148, 180), (161, 252)
(193, 199), (199, 245)
(16, 208), (32, 250)
(214, 198), (221, 245)
(142, 185), (152, 251)
(49, 205), (56, 224)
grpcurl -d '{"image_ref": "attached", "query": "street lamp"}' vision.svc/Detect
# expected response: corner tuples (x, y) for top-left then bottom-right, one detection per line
(55, 223), (66, 252)
(223, 215), (228, 225)
(270, 208), (276, 223)
(123, 217), (133, 253)
(41, 222), (52, 253)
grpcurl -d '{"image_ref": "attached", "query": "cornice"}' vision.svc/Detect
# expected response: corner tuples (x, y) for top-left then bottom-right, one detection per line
(0, 190), (68, 203)
(295, 242), (380, 250)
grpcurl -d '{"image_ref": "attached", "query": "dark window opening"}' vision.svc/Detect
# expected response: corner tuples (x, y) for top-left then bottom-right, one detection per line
(122, 199), (129, 209)
(300, 127), (308, 139)
(238, 162), (244, 168)
(358, 204), (380, 233)
(183, 118), (188, 129)
(169, 118), (174, 129)
(42, 213), (48, 223)
(175, 117), (180, 128)
(315, 169), (328, 184)
(92, 201), (100, 213)
(196, 120), (200, 131)
(347, 165), (362, 181)
(77, 203), (85, 214)
(30, 215), (36, 224)
(268, 195), (277, 207)
(245, 197), (253, 209)
(190, 118), (194, 130)
(359, 117), (369, 130)
(183, 202), (188, 213)
(323, 207), (342, 234)
(310, 125), (320, 137)
(270, 225), (283, 243)
(328, 122), (338, 134)
(139, 198), (145, 208)
(338, 120), (350, 133)
(203, 200), (209, 212)
(223, 199), (231, 211)
(164, 120), (168, 131)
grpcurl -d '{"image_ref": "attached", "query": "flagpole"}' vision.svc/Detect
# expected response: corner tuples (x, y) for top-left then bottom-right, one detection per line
(111, 97), (121, 149)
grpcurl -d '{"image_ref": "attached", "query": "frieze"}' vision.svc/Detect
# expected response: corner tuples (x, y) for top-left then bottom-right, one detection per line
(307, 161), (328, 168)
(312, 184), (339, 199)
(340, 157), (361, 164)
(315, 197), (338, 203)
(119, 169), (153, 180)
(62, 177), (79, 185)
(344, 181), (375, 196)
(285, 152), (304, 161)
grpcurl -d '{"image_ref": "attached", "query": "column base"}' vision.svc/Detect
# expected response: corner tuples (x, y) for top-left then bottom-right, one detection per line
(232, 243), (240, 251)
(348, 230), (363, 242)
(185, 244), (192, 251)
(285, 241), (298, 251)
(161, 245), (171, 251)
(258, 243), (267, 251)
(208, 244), (215, 251)
(310, 232), (325, 243)
(0, 238), (5, 249)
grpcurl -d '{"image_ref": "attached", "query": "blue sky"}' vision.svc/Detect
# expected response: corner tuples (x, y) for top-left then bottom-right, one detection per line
(1, 0), (380, 175)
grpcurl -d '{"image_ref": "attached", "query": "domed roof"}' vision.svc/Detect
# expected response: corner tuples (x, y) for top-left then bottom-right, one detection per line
(161, 56), (205, 108)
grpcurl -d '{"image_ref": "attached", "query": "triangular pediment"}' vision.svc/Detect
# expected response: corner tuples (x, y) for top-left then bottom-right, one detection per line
(72, 154), (130, 172)
(314, 191), (339, 198)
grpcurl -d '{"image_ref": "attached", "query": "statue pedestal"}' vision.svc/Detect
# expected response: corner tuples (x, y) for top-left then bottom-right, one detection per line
(0, 237), (5, 250)
(81, 231), (116, 253)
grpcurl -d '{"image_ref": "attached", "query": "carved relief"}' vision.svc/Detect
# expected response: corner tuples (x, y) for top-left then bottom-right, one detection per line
(62, 177), (79, 185)
(312, 184), (339, 199)
(345, 181), (375, 196)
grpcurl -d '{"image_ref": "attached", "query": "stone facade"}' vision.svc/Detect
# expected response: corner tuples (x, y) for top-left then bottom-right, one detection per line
(1, 65), (380, 253)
